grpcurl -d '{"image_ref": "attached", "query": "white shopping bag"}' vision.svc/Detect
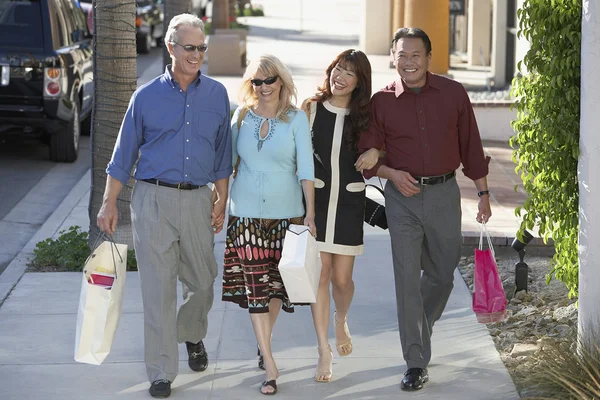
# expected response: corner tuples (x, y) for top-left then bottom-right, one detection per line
(74, 239), (127, 365)
(279, 224), (322, 303)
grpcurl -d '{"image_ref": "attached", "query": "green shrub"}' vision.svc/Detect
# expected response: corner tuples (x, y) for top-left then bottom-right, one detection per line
(251, 6), (264, 16)
(237, 2), (264, 17)
(203, 21), (213, 34)
(29, 226), (137, 272)
(510, 0), (581, 297)
(230, 21), (249, 30)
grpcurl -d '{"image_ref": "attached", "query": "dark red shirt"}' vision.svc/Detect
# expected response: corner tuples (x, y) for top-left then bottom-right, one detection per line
(359, 72), (490, 180)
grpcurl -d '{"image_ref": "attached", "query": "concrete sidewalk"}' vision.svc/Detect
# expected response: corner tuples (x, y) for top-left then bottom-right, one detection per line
(0, 170), (519, 399)
(0, 1), (529, 398)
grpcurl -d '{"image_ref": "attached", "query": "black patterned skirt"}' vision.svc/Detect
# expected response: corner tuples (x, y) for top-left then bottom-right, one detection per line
(222, 215), (304, 313)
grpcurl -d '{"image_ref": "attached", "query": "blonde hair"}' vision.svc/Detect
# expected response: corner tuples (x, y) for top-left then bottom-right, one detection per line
(238, 54), (298, 122)
(164, 13), (204, 48)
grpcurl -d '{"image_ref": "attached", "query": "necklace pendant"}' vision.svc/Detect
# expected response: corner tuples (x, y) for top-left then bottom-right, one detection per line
(257, 140), (263, 152)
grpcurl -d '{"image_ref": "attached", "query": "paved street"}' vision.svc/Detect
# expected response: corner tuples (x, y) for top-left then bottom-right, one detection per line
(0, 49), (163, 275)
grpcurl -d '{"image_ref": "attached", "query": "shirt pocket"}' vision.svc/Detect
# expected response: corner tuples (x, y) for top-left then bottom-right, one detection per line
(193, 110), (224, 145)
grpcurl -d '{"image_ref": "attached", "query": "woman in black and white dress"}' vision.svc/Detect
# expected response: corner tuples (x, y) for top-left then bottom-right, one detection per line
(302, 49), (380, 382)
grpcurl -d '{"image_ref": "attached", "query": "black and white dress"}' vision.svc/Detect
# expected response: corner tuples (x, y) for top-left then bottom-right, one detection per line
(309, 100), (365, 256)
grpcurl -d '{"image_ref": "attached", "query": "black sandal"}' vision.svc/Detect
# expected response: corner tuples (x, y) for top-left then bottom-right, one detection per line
(257, 344), (265, 370)
(260, 380), (277, 395)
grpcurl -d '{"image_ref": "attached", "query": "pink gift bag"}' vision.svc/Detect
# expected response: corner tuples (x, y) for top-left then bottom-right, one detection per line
(472, 223), (508, 323)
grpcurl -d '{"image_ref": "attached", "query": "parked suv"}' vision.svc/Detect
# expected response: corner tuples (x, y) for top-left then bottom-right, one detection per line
(0, 0), (93, 162)
(79, 0), (163, 54)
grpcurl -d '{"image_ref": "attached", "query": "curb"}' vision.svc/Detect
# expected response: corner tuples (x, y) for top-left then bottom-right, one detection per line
(0, 170), (91, 307)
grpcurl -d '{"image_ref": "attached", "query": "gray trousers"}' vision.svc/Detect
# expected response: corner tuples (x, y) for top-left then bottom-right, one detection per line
(385, 177), (462, 369)
(131, 181), (218, 383)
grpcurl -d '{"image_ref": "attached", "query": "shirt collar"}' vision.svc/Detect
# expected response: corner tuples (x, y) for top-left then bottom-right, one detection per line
(394, 71), (439, 97)
(164, 65), (202, 88)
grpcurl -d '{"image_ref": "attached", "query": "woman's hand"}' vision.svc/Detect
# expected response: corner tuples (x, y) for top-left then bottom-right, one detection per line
(304, 215), (317, 237)
(355, 148), (380, 171)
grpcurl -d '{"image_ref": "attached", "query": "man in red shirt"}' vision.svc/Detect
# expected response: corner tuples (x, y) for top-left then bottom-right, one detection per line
(358, 28), (492, 391)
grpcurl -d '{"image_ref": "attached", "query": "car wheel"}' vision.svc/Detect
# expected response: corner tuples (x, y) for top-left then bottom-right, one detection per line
(137, 32), (151, 54)
(49, 99), (80, 162)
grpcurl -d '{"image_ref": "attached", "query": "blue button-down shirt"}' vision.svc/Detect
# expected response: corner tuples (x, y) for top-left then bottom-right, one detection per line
(107, 66), (233, 186)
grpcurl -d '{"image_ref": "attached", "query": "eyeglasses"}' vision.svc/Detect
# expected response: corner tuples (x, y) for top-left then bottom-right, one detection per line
(251, 76), (278, 86)
(171, 42), (208, 53)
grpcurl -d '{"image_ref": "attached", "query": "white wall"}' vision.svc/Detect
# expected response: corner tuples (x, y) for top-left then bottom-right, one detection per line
(578, 0), (600, 337)
(473, 105), (517, 142)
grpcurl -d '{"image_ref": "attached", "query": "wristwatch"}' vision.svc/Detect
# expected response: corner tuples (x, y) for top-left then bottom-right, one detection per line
(477, 190), (490, 197)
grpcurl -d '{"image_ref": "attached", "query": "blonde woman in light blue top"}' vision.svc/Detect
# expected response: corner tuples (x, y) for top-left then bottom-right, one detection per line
(221, 54), (315, 396)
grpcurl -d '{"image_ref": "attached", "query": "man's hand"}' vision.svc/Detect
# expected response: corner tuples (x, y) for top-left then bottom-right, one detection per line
(390, 169), (420, 197)
(476, 195), (492, 223)
(355, 148), (380, 171)
(211, 190), (226, 234)
(97, 201), (118, 236)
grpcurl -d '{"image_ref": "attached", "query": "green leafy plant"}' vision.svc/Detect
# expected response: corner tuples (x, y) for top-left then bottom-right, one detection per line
(230, 21), (249, 30)
(30, 226), (90, 271)
(203, 21), (213, 34)
(29, 226), (137, 272)
(510, 0), (581, 297)
(203, 20), (248, 35)
(236, 2), (264, 17)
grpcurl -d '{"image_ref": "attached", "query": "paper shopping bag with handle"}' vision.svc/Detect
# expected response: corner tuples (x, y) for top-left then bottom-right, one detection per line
(74, 235), (127, 365)
(279, 224), (322, 303)
(472, 222), (508, 324)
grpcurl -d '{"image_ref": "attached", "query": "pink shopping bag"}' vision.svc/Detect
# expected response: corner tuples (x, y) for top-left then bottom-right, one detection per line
(472, 223), (507, 323)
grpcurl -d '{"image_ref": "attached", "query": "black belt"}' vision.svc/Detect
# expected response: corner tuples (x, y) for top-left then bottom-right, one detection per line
(413, 171), (455, 185)
(141, 178), (201, 190)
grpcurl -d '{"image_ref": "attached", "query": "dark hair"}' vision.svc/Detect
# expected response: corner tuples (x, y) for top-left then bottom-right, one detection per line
(391, 27), (432, 55)
(311, 49), (372, 150)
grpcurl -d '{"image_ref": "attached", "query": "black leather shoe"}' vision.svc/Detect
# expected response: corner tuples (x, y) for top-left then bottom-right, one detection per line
(400, 368), (429, 391)
(186, 340), (209, 372)
(149, 379), (171, 398)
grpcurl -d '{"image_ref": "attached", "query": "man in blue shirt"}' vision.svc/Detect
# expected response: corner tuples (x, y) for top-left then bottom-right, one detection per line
(97, 13), (232, 398)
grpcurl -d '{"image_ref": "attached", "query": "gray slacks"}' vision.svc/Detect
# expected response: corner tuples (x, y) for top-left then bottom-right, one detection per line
(385, 177), (462, 369)
(131, 181), (218, 383)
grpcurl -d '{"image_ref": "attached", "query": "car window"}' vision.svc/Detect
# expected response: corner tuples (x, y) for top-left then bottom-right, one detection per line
(63, 0), (88, 40)
(0, 0), (44, 48)
(48, 0), (81, 48)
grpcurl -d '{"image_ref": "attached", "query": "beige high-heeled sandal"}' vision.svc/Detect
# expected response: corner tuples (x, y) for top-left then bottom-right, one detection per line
(334, 311), (353, 357)
(314, 345), (333, 383)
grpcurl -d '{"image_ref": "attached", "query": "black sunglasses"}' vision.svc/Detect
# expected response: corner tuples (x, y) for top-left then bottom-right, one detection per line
(251, 76), (278, 86)
(171, 41), (208, 53)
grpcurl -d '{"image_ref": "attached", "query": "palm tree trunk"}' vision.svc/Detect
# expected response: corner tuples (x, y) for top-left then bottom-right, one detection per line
(212, 0), (230, 30)
(162, 0), (193, 68)
(88, 0), (137, 247)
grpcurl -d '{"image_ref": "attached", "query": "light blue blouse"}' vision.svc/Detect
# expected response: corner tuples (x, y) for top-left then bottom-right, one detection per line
(229, 107), (315, 219)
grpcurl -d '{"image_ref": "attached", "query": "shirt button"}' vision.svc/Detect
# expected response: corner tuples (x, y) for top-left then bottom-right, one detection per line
(187, 104), (190, 107)
(187, 122), (190, 125)
(421, 127), (425, 130)
(263, 199), (266, 202)
(186, 157), (189, 160)
(424, 144), (428, 147)
(186, 139), (190, 142)
(185, 174), (188, 177)
(179, 90), (182, 92)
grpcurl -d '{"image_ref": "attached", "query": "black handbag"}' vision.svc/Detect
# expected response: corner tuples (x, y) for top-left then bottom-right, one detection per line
(364, 182), (388, 230)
